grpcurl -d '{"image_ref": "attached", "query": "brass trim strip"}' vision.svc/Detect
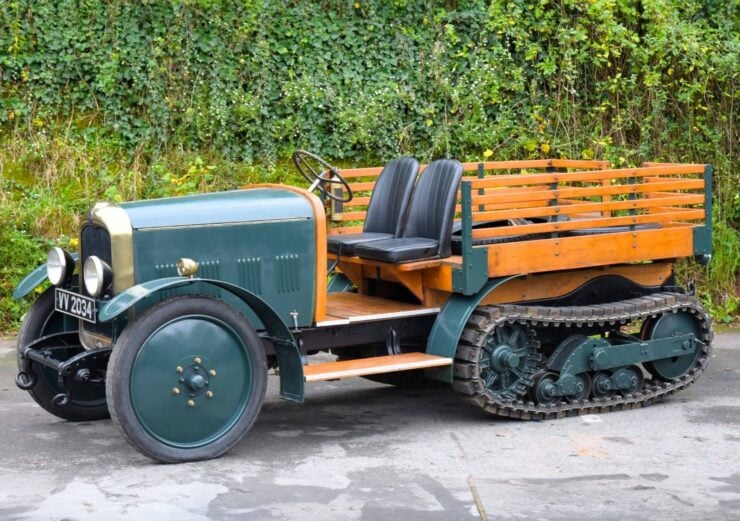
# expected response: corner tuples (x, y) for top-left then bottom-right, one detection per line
(91, 203), (135, 292)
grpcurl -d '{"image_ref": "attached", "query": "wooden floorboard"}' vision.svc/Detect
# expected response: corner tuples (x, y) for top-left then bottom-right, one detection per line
(323, 292), (438, 322)
(303, 352), (452, 382)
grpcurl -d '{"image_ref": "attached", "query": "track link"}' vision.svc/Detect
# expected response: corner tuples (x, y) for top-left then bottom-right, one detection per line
(452, 293), (713, 420)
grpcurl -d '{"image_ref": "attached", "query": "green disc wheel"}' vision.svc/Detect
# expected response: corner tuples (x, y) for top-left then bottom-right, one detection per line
(642, 311), (703, 381)
(17, 288), (109, 421)
(106, 297), (267, 463)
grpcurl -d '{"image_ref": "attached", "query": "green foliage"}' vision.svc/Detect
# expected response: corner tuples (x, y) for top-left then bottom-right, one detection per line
(0, 0), (737, 330)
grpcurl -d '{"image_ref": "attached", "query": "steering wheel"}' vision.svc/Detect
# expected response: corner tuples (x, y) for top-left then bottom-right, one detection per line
(292, 150), (353, 203)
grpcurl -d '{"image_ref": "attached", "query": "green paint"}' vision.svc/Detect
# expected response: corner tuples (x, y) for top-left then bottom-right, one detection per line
(13, 252), (79, 299)
(693, 164), (713, 258)
(327, 273), (354, 293)
(452, 181), (488, 295)
(425, 275), (520, 382)
(121, 188), (313, 229)
(131, 217), (316, 327)
(130, 314), (252, 447)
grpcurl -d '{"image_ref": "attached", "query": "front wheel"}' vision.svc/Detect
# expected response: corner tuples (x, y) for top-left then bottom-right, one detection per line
(106, 296), (267, 463)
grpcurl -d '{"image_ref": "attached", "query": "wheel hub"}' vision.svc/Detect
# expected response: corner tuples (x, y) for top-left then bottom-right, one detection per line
(174, 357), (216, 402)
(479, 324), (540, 401)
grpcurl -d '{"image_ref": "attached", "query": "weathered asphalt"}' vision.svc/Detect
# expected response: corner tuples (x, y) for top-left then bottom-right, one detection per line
(0, 329), (738, 521)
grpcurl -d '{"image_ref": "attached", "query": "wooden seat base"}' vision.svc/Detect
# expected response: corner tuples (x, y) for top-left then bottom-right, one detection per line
(303, 352), (452, 382)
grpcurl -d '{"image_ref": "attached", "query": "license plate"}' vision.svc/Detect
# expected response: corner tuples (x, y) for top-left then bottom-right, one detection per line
(55, 288), (97, 323)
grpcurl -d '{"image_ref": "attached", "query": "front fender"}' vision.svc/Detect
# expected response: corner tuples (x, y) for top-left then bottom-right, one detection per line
(425, 275), (521, 383)
(13, 253), (80, 299)
(99, 277), (305, 403)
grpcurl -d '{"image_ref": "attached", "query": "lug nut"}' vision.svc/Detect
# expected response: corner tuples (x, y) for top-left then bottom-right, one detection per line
(194, 357), (202, 364)
(206, 391), (214, 398)
(209, 369), (217, 377)
(176, 366), (183, 374)
(172, 388), (180, 395)
(187, 400), (195, 407)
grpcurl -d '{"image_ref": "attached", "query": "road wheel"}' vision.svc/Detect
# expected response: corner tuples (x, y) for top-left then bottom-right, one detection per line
(16, 288), (109, 421)
(106, 296), (267, 463)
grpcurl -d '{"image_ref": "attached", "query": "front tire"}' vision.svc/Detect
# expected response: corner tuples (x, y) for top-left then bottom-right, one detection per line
(17, 288), (109, 421)
(106, 296), (267, 463)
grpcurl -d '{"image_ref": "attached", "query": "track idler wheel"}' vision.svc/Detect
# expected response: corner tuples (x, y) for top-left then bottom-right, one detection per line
(642, 311), (704, 381)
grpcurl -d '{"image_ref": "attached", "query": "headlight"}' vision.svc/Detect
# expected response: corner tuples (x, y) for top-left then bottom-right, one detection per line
(47, 247), (75, 286)
(83, 256), (113, 297)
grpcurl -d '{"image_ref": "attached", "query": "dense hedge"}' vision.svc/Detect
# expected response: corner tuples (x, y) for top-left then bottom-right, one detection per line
(0, 0), (737, 330)
(2, 0), (736, 163)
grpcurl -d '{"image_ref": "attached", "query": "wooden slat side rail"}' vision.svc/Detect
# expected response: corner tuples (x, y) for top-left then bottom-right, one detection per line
(471, 210), (705, 238)
(473, 194), (704, 221)
(469, 165), (705, 189)
(303, 353), (452, 382)
(337, 166), (384, 178)
(486, 227), (695, 277)
(470, 179), (704, 206)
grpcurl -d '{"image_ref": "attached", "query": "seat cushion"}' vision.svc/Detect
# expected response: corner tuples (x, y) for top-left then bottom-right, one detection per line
(327, 232), (393, 255)
(354, 237), (440, 263)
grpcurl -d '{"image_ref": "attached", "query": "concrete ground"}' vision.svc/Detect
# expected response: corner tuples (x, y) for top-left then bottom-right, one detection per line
(0, 330), (738, 521)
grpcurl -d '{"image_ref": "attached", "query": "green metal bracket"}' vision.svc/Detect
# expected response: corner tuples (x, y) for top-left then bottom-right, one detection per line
(452, 181), (488, 295)
(99, 277), (305, 403)
(550, 332), (697, 384)
(693, 164), (713, 258)
(426, 275), (521, 383)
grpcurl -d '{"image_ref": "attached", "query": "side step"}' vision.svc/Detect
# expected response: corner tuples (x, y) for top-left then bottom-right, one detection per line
(303, 353), (452, 383)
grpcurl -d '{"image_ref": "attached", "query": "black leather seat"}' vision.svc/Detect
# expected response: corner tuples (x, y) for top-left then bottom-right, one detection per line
(354, 159), (464, 263)
(327, 157), (419, 256)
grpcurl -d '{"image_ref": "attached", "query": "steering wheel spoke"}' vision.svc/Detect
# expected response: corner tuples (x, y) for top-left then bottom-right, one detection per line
(291, 150), (353, 203)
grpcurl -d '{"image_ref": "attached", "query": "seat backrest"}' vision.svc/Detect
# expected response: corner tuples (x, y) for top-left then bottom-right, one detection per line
(363, 157), (419, 236)
(401, 159), (464, 257)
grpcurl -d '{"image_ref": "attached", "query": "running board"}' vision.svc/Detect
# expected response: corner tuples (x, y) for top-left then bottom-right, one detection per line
(303, 353), (453, 382)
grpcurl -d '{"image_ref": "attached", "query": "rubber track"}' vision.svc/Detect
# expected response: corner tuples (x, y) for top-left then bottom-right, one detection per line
(452, 293), (713, 420)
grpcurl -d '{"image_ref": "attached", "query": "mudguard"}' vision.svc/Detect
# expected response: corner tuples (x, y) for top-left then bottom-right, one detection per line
(426, 275), (521, 382)
(99, 277), (305, 402)
(13, 253), (80, 299)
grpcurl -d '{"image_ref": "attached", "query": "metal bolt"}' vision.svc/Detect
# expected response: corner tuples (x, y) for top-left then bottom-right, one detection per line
(172, 388), (180, 395)
(176, 366), (183, 374)
(206, 390), (214, 398)
(194, 357), (202, 364)
(209, 369), (217, 377)
(187, 400), (195, 407)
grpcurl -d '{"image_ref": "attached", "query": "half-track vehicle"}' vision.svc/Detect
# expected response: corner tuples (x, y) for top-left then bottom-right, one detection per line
(13, 151), (714, 462)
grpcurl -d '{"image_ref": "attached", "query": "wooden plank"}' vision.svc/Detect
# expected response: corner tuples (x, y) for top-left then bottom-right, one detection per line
(329, 253), (447, 272)
(550, 159), (610, 169)
(469, 165), (705, 189)
(303, 352), (452, 382)
(480, 160), (553, 170)
(470, 179), (704, 206)
(472, 194), (704, 221)
(486, 226), (695, 277)
(344, 196), (372, 207)
(338, 167), (384, 178)
(340, 211), (366, 221)
(348, 181), (376, 191)
(328, 226), (363, 235)
(471, 209), (705, 238)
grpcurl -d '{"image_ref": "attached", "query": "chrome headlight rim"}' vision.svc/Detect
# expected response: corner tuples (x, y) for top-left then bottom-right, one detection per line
(46, 247), (74, 286)
(83, 255), (112, 297)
